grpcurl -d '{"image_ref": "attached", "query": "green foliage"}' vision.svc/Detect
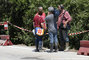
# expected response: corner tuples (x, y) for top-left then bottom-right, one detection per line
(0, 0), (89, 49)
(63, 0), (89, 49)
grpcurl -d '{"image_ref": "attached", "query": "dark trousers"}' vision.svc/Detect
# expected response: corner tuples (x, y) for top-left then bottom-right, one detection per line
(35, 35), (42, 50)
(59, 28), (69, 50)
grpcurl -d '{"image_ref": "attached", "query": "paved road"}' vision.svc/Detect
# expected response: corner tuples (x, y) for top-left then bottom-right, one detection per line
(0, 45), (89, 60)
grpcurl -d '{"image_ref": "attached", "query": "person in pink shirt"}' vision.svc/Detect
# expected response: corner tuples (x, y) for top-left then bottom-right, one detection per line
(57, 4), (72, 51)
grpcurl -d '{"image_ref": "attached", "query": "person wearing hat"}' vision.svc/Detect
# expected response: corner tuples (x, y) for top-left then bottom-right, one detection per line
(45, 7), (58, 52)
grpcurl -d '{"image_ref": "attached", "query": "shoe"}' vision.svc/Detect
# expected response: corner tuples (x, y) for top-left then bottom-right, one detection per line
(54, 50), (58, 52)
(54, 44), (58, 52)
(64, 42), (70, 52)
(64, 47), (70, 52)
(35, 49), (39, 52)
(50, 43), (53, 52)
(59, 48), (64, 51)
(39, 49), (44, 52)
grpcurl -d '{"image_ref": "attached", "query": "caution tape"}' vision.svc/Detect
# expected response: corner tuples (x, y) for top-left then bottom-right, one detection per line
(0, 22), (4, 25)
(0, 24), (4, 25)
(0, 22), (7, 25)
(68, 30), (89, 36)
(8, 21), (89, 36)
(8, 22), (32, 32)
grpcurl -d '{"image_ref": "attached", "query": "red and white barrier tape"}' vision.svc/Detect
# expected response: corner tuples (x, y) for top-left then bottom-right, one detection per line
(0, 24), (4, 25)
(68, 30), (89, 36)
(8, 22), (89, 36)
(8, 22), (32, 32)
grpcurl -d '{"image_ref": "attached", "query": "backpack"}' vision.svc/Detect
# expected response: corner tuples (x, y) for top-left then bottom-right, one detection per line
(35, 27), (44, 36)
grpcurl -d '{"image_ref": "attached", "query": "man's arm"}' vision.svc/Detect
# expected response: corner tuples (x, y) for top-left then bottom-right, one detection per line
(41, 22), (47, 30)
(40, 16), (47, 30)
(42, 13), (46, 19)
(64, 11), (72, 23)
(63, 11), (72, 28)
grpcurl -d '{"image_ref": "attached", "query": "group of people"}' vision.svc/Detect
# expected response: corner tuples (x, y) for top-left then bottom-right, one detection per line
(33, 4), (72, 52)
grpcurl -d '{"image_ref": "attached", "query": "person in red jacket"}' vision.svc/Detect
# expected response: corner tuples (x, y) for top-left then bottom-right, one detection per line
(33, 7), (46, 52)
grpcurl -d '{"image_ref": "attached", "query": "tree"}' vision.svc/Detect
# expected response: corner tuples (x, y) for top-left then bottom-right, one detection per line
(0, 0), (88, 49)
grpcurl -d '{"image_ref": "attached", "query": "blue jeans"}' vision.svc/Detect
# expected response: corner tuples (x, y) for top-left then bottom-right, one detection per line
(48, 32), (58, 44)
(59, 29), (69, 50)
(35, 35), (42, 50)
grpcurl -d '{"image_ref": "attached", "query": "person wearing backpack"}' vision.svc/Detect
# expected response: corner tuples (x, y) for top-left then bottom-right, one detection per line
(57, 4), (72, 51)
(33, 6), (46, 52)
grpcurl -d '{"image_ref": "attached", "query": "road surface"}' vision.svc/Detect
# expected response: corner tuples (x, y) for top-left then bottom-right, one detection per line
(0, 45), (89, 60)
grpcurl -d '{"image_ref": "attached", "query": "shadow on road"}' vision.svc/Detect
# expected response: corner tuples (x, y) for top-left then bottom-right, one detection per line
(21, 57), (44, 60)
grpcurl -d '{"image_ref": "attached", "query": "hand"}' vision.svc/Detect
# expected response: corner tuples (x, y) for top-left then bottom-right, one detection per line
(57, 26), (59, 30)
(48, 12), (50, 15)
(63, 24), (67, 28)
(64, 21), (68, 25)
(63, 21), (68, 28)
(56, 22), (58, 24)
(44, 27), (47, 30)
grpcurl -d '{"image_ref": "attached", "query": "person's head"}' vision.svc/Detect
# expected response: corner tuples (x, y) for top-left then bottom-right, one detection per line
(38, 6), (43, 15)
(48, 7), (54, 14)
(58, 4), (64, 11)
